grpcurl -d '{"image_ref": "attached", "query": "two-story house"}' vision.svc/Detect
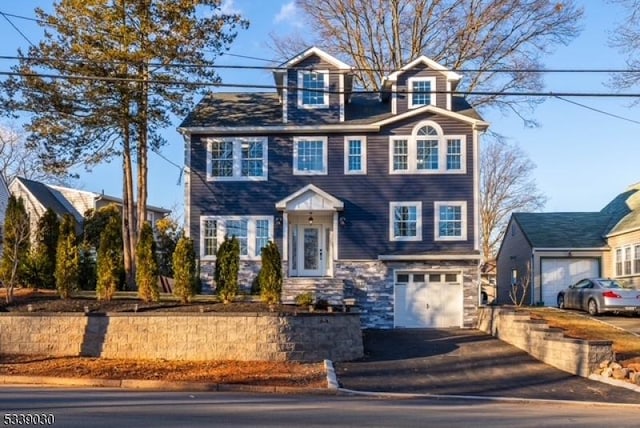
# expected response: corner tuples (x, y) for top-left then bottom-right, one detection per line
(179, 47), (489, 329)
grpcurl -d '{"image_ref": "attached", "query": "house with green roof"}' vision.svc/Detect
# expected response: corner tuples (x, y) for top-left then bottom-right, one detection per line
(496, 183), (640, 306)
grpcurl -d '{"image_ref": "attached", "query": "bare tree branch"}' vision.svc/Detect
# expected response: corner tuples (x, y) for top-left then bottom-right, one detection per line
(480, 135), (547, 259)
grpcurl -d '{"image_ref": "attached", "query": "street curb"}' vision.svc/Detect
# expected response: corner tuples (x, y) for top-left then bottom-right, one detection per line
(588, 374), (640, 393)
(0, 375), (335, 395)
(336, 388), (640, 408)
(324, 359), (339, 390)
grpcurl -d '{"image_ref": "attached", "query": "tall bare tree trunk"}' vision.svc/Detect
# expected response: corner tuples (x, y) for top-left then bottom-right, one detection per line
(122, 131), (136, 290)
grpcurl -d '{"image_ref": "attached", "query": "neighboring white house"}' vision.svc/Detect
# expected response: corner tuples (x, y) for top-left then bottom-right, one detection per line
(0, 174), (9, 254)
(8, 177), (171, 239)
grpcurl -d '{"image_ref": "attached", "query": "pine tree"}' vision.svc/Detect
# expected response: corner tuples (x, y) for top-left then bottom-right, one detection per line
(136, 221), (159, 302)
(54, 214), (79, 299)
(172, 236), (197, 303)
(258, 242), (282, 305)
(0, 195), (30, 303)
(96, 216), (124, 301)
(215, 236), (240, 304)
(77, 241), (97, 291)
(2, 1), (247, 289)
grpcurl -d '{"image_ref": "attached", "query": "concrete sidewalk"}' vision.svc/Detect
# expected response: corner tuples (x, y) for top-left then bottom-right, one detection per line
(335, 329), (640, 404)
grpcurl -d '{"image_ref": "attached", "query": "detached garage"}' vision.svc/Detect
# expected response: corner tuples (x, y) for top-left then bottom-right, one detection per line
(497, 212), (610, 306)
(540, 258), (600, 307)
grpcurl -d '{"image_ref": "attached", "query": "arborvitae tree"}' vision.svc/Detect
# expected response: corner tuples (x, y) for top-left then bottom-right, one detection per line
(55, 214), (79, 299)
(96, 216), (123, 301)
(215, 235), (240, 304)
(258, 242), (282, 305)
(155, 216), (181, 277)
(27, 208), (59, 289)
(0, 195), (30, 303)
(77, 241), (96, 290)
(136, 221), (159, 302)
(172, 236), (197, 303)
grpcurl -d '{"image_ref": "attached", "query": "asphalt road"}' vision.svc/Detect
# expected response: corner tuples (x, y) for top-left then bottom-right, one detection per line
(1, 388), (640, 428)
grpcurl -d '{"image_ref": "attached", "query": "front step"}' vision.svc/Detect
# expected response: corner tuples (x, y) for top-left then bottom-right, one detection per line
(282, 278), (345, 305)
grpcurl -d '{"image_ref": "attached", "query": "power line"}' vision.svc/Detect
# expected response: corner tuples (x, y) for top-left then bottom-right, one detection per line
(3, 69), (640, 98)
(554, 96), (640, 126)
(0, 11), (35, 47)
(2, 54), (640, 75)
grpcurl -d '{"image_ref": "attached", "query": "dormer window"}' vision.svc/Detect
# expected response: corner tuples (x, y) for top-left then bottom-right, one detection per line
(408, 76), (436, 108)
(298, 70), (329, 108)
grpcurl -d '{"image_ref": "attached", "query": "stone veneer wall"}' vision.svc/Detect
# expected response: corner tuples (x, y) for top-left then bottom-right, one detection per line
(0, 312), (363, 363)
(200, 260), (260, 293)
(335, 259), (480, 329)
(477, 307), (614, 377)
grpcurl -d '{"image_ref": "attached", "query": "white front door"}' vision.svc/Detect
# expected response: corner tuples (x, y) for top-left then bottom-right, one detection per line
(298, 225), (324, 276)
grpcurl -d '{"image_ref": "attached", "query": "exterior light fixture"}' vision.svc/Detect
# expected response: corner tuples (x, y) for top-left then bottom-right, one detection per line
(339, 216), (347, 226)
(308, 212), (313, 225)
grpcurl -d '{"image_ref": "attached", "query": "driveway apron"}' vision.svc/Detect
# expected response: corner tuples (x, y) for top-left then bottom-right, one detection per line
(335, 329), (640, 403)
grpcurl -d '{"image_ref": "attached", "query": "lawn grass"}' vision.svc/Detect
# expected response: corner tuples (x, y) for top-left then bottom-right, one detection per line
(525, 307), (640, 363)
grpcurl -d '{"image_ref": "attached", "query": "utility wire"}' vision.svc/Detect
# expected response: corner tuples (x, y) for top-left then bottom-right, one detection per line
(0, 11), (35, 47)
(2, 69), (640, 98)
(554, 96), (640, 126)
(1, 54), (640, 75)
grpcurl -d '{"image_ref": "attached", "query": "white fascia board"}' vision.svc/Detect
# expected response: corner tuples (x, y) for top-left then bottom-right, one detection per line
(384, 56), (462, 82)
(178, 124), (379, 135)
(280, 46), (352, 70)
(372, 104), (488, 128)
(532, 247), (610, 252)
(378, 254), (482, 261)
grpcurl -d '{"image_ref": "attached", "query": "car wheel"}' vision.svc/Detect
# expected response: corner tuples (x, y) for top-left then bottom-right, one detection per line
(557, 294), (565, 309)
(587, 299), (599, 316)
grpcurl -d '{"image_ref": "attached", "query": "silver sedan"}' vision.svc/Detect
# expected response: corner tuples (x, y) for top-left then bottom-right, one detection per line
(557, 278), (640, 316)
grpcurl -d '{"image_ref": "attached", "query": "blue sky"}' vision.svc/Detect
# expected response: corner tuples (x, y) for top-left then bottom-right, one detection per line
(0, 1), (639, 220)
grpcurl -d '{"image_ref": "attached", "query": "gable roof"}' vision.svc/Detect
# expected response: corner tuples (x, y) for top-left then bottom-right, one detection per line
(512, 212), (611, 249)
(13, 176), (79, 220)
(278, 46), (352, 70)
(383, 56), (462, 84)
(604, 184), (640, 236)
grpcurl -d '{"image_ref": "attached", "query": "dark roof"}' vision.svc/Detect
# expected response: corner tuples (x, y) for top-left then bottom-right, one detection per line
(601, 186), (640, 235)
(513, 212), (611, 248)
(180, 93), (282, 128)
(16, 177), (75, 219)
(180, 91), (485, 128)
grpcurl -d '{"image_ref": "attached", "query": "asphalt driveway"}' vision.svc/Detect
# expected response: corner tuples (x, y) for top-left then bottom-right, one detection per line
(335, 329), (640, 403)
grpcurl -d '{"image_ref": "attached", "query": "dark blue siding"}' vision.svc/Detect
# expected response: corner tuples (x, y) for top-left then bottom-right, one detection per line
(188, 113), (477, 260)
(395, 64), (449, 113)
(286, 55), (342, 124)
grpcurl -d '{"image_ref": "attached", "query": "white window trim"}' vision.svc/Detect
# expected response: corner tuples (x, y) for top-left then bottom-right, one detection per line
(434, 201), (467, 242)
(344, 136), (367, 175)
(297, 69), (329, 108)
(407, 76), (436, 109)
(616, 244), (640, 277)
(388, 120), (466, 174)
(389, 201), (422, 242)
(205, 137), (268, 182)
(293, 136), (328, 175)
(200, 216), (274, 261)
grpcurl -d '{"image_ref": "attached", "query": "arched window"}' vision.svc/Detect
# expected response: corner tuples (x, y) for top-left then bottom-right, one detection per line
(417, 126), (438, 136)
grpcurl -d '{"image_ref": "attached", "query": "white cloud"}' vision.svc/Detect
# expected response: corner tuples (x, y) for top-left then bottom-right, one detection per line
(219, 0), (241, 15)
(274, 1), (300, 25)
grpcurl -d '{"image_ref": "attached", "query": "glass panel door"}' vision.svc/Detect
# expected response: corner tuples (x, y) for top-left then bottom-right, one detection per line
(299, 225), (322, 276)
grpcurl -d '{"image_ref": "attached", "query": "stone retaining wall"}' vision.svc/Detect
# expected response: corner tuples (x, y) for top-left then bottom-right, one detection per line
(0, 312), (363, 363)
(476, 307), (613, 377)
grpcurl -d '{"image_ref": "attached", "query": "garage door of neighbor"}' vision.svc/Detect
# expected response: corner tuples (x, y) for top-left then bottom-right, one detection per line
(540, 258), (600, 306)
(394, 272), (463, 328)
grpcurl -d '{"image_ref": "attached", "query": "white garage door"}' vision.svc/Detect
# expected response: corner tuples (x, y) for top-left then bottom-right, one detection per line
(394, 272), (463, 328)
(540, 258), (600, 307)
